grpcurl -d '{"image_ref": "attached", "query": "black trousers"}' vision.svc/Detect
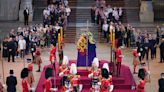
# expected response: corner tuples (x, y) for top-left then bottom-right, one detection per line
(8, 51), (15, 62)
(143, 49), (149, 60)
(160, 52), (164, 63)
(24, 16), (29, 25)
(117, 62), (121, 76)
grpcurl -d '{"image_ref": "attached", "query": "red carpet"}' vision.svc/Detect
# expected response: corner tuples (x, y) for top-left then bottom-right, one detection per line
(35, 60), (137, 92)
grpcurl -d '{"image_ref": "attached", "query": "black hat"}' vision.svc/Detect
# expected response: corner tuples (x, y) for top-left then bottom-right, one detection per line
(21, 68), (29, 79)
(101, 68), (109, 79)
(10, 70), (14, 74)
(45, 68), (53, 79)
(161, 73), (164, 76)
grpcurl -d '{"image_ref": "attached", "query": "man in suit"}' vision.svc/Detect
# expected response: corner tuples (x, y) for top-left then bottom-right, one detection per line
(158, 73), (164, 92)
(6, 70), (17, 92)
(23, 7), (29, 25)
(7, 38), (16, 62)
(160, 38), (164, 63)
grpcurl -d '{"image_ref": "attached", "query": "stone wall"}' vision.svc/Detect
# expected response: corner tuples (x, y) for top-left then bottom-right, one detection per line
(19, 0), (33, 22)
(0, 0), (20, 20)
(153, 0), (164, 20)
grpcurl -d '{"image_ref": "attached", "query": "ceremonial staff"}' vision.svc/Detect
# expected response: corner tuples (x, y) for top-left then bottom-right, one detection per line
(1, 39), (5, 84)
(147, 58), (151, 83)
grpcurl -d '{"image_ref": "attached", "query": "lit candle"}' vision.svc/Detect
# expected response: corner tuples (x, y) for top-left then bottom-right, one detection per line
(110, 25), (113, 43)
(112, 30), (115, 49)
(58, 34), (61, 49)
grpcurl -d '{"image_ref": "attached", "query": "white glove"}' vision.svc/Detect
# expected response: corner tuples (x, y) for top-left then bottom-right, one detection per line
(2, 84), (6, 89)
(147, 71), (150, 75)
(29, 87), (35, 91)
(59, 72), (63, 76)
(98, 82), (101, 85)
(109, 85), (114, 92)
(119, 55), (124, 58)
(50, 88), (58, 91)
(88, 73), (93, 78)
(138, 53), (141, 56)
(79, 84), (83, 91)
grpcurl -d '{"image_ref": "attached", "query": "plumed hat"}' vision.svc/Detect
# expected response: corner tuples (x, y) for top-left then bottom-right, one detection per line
(101, 68), (109, 79)
(45, 68), (53, 79)
(21, 68), (29, 79)
(62, 56), (69, 65)
(92, 57), (99, 67)
(70, 63), (77, 75)
(102, 63), (110, 73)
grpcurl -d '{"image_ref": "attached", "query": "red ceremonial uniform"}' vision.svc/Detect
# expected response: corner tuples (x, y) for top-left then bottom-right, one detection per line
(22, 79), (29, 92)
(137, 80), (145, 92)
(132, 50), (140, 65)
(44, 78), (52, 92)
(49, 47), (56, 62)
(116, 48), (122, 63)
(100, 77), (112, 92)
(132, 50), (140, 73)
(69, 75), (80, 87)
(59, 66), (70, 76)
(89, 68), (101, 78)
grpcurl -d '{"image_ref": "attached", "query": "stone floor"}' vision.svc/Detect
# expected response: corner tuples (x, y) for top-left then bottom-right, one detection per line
(0, 21), (164, 92)
(0, 43), (163, 92)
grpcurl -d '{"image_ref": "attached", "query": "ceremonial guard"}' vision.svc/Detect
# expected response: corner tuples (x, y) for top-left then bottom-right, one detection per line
(138, 62), (150, 82)
(21, 68), (30, 92)
(100, 68), (114, 92)
(137, 78), (145, 92)
(116, 47), (123, 76)
(49, 43), (56, 69)
(132, 48), (140, 74)
(34, 49), (42, 72)
(68, 63), (82, 92)
(44, 68), (53, 92)
(59, 56), (70, 90)
(27, 64), (34, 91)
(88, 57), (101, 92)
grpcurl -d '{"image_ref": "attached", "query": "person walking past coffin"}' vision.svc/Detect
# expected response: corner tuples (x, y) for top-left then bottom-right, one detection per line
(6, 70), (17, 92)
(7, 38), (16, 62)
(18, 36), (26, 58)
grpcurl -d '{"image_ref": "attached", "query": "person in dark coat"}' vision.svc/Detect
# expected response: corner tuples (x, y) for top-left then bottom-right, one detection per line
(23, 7), (29, 25)
(137, 43), (144, 62)
(2, 37), (9, 58)
(143, 38), (150, 61)
(7, 38), (16, 62)
(6, 70), (17, 92)
(158, 73), (164, 92)
(159, 38), (164, 63)
(149, 36), (157, 59)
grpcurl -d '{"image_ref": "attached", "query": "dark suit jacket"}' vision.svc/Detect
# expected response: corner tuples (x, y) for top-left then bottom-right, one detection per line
(23, 9), (29, 18)
(6, 75), (17, 92)
(159, 78), (164, 92)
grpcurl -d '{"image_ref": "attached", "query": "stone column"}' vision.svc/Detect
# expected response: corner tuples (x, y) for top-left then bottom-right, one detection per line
(19, 0), (33, 22)
(139, 0), (154, 22)
(0, 0), (20, 20)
